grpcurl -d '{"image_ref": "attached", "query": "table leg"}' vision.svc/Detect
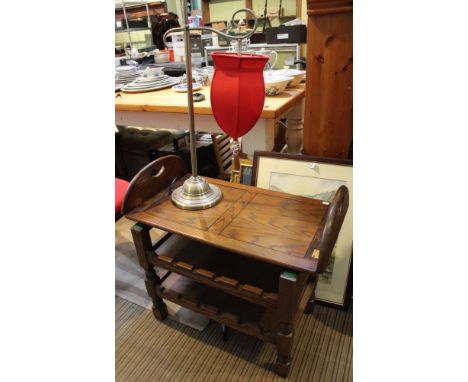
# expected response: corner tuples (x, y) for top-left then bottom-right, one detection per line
(304, 275), (319, 314)
(131, 223), (168, 321)
(304, 289), (316, 314)
(283, 98), (305, 154)
(275, 270), (298, 378)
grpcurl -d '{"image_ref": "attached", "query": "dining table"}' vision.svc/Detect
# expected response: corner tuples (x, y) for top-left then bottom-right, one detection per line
(115, 83), (305, 157)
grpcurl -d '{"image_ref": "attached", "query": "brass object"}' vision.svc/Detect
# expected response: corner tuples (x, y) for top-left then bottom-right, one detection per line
(171, 176), (222, 210)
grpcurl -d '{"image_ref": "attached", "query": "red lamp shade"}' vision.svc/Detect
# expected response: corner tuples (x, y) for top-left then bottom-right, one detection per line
(210, 52), (269, 140)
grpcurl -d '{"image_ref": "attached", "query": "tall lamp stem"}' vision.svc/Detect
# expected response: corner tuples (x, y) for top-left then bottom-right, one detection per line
(167, 6), (259, 210)
(180, 0), (198, 177)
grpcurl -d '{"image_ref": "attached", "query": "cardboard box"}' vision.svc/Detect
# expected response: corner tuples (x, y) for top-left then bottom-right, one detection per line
(211, 22), (226, 31)
(265, 25), (307, 44)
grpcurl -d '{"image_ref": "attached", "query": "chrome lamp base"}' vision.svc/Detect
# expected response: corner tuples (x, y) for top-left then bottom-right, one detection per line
(171, 176), (222, 210)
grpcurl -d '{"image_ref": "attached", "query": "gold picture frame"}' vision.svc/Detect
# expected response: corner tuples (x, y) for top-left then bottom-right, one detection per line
(252, 151), (353, 308)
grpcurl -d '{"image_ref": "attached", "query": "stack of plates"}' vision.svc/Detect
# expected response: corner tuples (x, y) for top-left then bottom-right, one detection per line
(115, 66), (141, 84)
(121, 75), (179, 93)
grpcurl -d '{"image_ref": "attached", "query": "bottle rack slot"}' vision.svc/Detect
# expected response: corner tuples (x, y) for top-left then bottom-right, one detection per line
(151, 233), (282, 308)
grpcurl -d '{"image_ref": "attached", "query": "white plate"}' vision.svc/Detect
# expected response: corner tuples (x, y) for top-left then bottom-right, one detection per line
(116, 73), (140, 78)
(172, 83), (202, 92)
(132, 76), (170, 84)
(124, 83), (173, 90)
(116, 66), (139, 72)
(121, 79), (178, 93)
(127, 77), (171, 84)
(124, 80), (175, 89)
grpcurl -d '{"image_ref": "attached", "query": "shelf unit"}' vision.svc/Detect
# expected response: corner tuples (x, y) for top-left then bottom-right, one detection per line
(200, 0), (300, 24)
(146, 229), (317, 349)
(115, 0), (167, 51)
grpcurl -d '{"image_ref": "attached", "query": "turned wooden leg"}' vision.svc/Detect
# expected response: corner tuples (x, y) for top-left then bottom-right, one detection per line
(304, 282), (316, 315)
(131, 223), (168, 321)
(284, 98), (304, 154)
(275, 271), (298, 378)
(221, 324), (228, 342)
(284, 118), (304, 154)
(304, 296), (315, 314)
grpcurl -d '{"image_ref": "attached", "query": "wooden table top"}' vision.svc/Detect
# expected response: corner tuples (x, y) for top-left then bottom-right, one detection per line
(125, 177), (328, 275)
(115, 84), (305, 119)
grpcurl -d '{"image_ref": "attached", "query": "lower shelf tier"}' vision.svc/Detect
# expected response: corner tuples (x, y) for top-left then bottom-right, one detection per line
(152, 233), (283, 308)
(158, 272), (278, 344)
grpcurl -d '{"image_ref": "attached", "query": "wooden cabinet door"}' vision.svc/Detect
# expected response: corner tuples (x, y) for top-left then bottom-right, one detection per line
(303, 0), (353, 159)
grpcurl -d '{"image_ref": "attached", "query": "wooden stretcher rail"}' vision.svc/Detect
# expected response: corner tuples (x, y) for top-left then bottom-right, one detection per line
(158, 273), (276, 343)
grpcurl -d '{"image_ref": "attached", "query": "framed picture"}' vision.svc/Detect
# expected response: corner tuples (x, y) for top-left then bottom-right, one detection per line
(252, 151), (353, 308)
(230, 158), (254, 185)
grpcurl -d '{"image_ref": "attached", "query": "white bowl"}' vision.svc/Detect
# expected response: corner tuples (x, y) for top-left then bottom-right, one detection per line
(276, 69), (304, 87)
(144, 67), (164, 77)
(154, 51), (170, 64)
(264, 76), (294, 96)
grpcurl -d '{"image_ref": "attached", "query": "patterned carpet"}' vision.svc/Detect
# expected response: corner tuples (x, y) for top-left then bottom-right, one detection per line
(116, 296), (353, 382)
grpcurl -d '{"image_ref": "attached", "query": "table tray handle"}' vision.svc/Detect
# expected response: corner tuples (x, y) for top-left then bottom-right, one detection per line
(317, 185), (349, 273)
(122, 155), (187, 214)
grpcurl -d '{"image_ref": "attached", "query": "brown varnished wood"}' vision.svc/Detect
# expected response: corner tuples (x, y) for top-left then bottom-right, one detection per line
(125, 158), (350, 378)
(149, 233), (281, 308)
(275, 271), (297, 377)
(201, 0), (210, 22)
(208, 190), (255, 234)
(303, 0), (353, 158)
(241, 284), (263, 296)
(193, 268), (215, 279)
(125, 177), (328, 275)
(306, 0), (352, 15)
(131, 224), (168, 321)
(159, 273), (276, 343)
(115, 1), (166, 21)
(174, 261), (194, 271)
(122, 155), (187, 215)
(317, 185), (349, 272)
(211, 133), (233, 180)
(220, 193), (328, 258)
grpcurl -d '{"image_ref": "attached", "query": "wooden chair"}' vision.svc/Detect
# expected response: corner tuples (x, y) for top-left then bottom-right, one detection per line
(211, 133), (248, 182)
(211, 133), (233, 181)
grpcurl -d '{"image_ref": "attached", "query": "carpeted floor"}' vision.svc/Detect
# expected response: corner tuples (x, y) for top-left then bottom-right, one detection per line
(116, 296), (353, 381)
(116, 217), (210, 331)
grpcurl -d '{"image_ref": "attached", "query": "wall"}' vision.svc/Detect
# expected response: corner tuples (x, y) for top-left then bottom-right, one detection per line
(116, 30), (152, 50)
(166, 0), (178, 13)
(251, 0), (297, 19)
(209, 0), (245, 22)
(207, 0), (308, 57)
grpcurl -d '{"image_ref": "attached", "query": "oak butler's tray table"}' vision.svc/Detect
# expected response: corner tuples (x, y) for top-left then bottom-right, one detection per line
(122, 155), (349, 378)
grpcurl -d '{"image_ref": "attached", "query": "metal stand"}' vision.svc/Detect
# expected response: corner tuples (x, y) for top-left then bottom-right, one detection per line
(163, 5), (258, 210)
